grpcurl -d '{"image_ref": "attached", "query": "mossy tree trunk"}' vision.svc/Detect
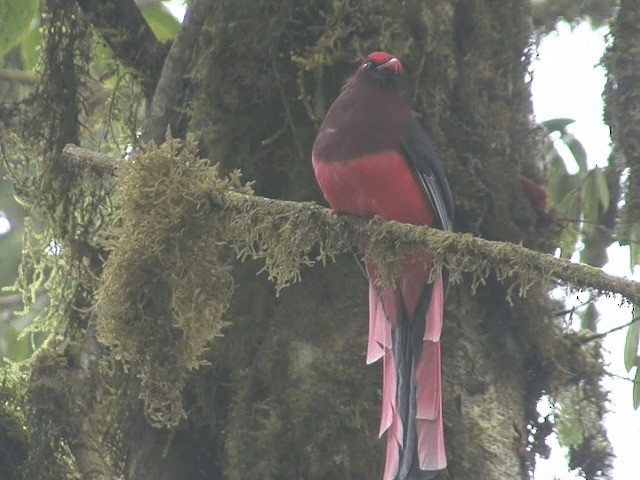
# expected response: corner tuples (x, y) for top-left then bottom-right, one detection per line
(1, 1), (615, 480)
(187, 1), (554, 479)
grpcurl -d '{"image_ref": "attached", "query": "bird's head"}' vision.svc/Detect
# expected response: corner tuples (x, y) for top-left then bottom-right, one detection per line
(361, 52), (403, 74)
(356, 52), (404, 90)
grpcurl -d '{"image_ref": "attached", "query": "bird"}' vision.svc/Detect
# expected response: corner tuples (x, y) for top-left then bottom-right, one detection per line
(311, 52), (454, 479)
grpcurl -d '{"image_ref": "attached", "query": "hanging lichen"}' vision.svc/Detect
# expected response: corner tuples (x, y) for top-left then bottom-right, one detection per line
(1, 2), (144, 476)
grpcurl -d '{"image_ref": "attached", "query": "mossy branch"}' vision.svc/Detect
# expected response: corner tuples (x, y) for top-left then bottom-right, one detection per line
(221, 190), (640, 303)
(62, 143), (640, 305)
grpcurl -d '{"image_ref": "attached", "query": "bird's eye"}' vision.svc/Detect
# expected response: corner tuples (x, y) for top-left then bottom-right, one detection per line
(362, 60), (373, 70)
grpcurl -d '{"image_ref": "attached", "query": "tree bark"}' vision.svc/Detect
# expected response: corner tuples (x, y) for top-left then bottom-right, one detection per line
(191, 1), (551, 478)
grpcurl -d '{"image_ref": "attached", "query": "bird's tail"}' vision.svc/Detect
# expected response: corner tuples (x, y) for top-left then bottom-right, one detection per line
(367, 255), (446, 480)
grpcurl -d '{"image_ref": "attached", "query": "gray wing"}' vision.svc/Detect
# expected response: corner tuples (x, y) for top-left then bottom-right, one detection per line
(400, 118), (454, 231)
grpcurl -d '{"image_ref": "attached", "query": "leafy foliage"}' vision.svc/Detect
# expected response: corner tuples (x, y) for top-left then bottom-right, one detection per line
(0, 0), (39, 63)
(542, 118), (611, 259)
(624, 309), (640, 409)
(140, 2), (181, 40)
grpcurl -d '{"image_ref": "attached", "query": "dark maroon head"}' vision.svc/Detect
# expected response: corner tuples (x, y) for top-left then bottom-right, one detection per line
(355, 51), (404, 90)
(314, 52), (413, 161)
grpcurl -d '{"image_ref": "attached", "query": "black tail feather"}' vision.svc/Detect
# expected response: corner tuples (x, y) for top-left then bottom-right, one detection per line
(391, 284), (436, 479)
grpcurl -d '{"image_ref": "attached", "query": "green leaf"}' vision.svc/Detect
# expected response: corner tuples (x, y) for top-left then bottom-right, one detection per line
(141, 3), (181, 40)
(593, 168), (610, 212)
(628, 225), (640, 270)
(556, 178), (581, 220)
(552, 173), (579, 206)
(582, 171), (600, 234)
(631, 240), (640, 270)
(564, 133), (588, 172)
(624, 315), (640, 372)
(20, 19), (41, 70)
(0, 0), (39, 60)
(547, 155), (569, 205)
(541, 117), (575, 134)
(549, 153), (568, 179)
(634, 367), (640, 410)
(558, 224), (580, 259)
(0, 324), (31, 362)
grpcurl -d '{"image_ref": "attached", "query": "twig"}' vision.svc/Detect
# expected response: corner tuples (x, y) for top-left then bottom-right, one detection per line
(61, 143), (118, 176)
(579, 317), (640, 343)
(142, 0), (210, 144)
(0, 69), (38, 84)
(605, 370), (640, 384)
(0, 293), (24, 307)
(273, 55), (306, 162)
(67, 315), (115, 480)
(553, 297), (596, 318)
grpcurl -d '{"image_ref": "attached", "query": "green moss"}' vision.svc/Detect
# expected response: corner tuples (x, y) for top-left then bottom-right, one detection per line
(6, 0), (108, 339)
(0, 2), (123, 476)
(97, 136), (251, 426)
(218, 260), (380, 480)
(604, 1), (640, 243)
(0, 364), (29, 479)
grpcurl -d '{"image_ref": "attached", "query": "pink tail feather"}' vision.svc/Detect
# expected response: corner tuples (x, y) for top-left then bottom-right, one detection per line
(367, 258), (446, 479)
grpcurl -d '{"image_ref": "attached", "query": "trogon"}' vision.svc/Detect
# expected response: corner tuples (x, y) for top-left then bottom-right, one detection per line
(312, 52), (454, 480)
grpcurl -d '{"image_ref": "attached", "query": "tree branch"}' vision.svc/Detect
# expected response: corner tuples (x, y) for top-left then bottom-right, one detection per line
(580, 316), (640, 343)
(68, 319), (117, 480)
(76, 0), (169, 100)
(61, 143), (640, 305)
(142, 0), (210, 144)
(224, 191), (640, 303)
(62, 143), (118, 176)
(0, 69), (38, 84)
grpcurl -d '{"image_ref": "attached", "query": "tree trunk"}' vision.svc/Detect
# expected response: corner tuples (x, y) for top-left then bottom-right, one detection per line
(187, 1), (551, 478)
